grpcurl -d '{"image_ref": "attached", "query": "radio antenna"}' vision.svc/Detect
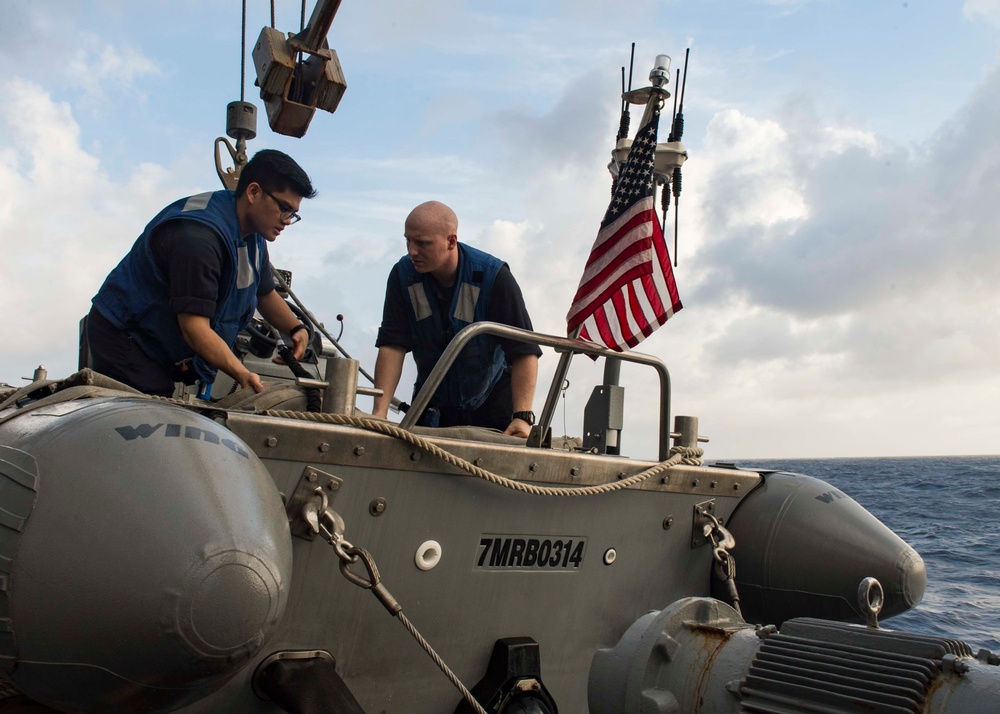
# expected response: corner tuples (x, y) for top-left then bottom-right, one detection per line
(671, 48), (689, 142)
(679, 47), (690, 110)
(671, 48), (690, 266)
(620, 67), (626, 115)
(661, 65), (681, 239)
(668, 69), (680, 142)
(616, 43), (636, 142)
(617, 66), (629, 141)
(627, 42), (635, 92)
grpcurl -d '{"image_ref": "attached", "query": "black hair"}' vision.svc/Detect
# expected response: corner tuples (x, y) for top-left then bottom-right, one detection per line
(235, 149), (317, 200)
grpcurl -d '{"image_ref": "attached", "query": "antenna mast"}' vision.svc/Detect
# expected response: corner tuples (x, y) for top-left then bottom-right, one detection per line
(611, 44), (637, 195)
(671, 48), (690, 266)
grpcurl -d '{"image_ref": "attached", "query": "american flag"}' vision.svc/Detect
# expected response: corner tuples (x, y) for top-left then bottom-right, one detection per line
(566, 104), (682, 350)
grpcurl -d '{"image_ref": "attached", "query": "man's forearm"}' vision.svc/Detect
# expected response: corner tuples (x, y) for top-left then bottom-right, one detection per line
(373, 345), (406, 418)
(509, 354), (539, 413)
(257, 289), (300, 334)
(257, 289), (309, 359)
(502, 354), (539, 437)
(177, 313), (253, 384)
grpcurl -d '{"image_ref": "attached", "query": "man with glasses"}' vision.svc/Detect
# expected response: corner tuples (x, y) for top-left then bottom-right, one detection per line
(86, 149), (316, 396)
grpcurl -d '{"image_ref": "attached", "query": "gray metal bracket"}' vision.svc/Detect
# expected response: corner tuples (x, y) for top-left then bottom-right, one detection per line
(286, 465), (342, 541)
(690, 499), (716, 549)
(525, 424), (552, 449)
(583, 384), (625, 455)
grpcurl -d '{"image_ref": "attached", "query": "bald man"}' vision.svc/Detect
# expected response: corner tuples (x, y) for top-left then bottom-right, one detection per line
(373, 201), (541, 436)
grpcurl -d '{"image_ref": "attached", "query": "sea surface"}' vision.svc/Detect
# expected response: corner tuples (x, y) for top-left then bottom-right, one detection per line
(726, 455), (1000, 651)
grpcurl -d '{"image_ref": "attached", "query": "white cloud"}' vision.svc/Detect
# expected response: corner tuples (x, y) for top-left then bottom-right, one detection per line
(697, 108), (811, 230)
(65, 40), (161, 107)
(473, 218), (538, 277)
(964, 0), (1000, 27)
(0, 78), (188, 379)
(0, 3), (160, 102)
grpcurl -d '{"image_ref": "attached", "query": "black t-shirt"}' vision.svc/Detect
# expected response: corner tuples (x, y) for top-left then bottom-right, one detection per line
(149, 219), (274, 317)
(375, 261), (542, 361)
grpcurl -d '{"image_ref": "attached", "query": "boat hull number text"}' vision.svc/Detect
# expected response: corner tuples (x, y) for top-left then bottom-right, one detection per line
(476, 536), (587, 570)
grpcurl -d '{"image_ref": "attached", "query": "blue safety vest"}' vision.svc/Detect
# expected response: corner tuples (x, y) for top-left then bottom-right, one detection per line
(397, 243), (506, 410)
(92, 190), (266, 383)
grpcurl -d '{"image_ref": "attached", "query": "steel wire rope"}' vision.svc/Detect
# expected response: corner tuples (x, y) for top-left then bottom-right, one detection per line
(396, 611), (487, 714)
(240, 0), (246, 101)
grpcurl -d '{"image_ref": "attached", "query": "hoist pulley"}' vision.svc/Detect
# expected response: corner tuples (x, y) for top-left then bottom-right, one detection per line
(252, 0), (347, 138)
(215, 100), (258, 190)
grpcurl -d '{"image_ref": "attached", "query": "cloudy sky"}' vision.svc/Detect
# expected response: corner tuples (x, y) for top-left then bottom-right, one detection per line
(2, 0), (999, 459)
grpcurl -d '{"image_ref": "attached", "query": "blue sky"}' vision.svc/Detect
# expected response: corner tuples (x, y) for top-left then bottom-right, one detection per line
(3, 0), (1000, 458)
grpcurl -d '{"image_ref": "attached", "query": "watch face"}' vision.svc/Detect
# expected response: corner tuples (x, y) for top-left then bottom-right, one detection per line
(514, 411), (535, 425)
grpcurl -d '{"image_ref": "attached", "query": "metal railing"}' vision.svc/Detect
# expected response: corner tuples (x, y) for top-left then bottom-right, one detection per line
(398, 322), (672, 460)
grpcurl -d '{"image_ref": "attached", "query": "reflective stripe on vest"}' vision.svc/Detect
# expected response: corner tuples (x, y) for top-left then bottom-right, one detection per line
(396, 243), (506, 410)
(183, 192), (213, 212)
(236, 244), (255, 289)
(455, 283), (480, 323)
(407, 283), (433, 322)
(92, 190), (266, 384)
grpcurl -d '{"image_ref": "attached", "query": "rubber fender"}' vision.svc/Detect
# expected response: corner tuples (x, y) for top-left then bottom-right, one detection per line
(0, 398), (292, 713)
(716, 471), (925, 625)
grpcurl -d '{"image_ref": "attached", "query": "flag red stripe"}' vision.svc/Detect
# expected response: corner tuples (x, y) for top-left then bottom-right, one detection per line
(593, 307), (617, 348)
(655, 230), (683, 314)
(576, 205), (657, 286)
(568, 264), (649, 331)
(569, 239), (651, 312)
(641, 270), (665, 320)
(626, 281), (654, 338)
(568, 208), (662, 326)
(610, 290), (636, 347)
(583, 204), (657, 267)
(577, 234), (652, 294)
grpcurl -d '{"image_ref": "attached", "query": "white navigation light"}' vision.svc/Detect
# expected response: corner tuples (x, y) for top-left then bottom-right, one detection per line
(649, 54), (671, 86)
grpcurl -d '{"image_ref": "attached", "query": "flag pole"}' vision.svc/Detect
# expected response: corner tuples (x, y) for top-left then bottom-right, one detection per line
(546, 54), (662, 443)
(596, 63), (668, 426)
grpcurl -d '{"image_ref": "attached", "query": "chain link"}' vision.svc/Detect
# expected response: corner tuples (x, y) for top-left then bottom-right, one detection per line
(318, 509), (357, 565)
(700, 508), (742, 616)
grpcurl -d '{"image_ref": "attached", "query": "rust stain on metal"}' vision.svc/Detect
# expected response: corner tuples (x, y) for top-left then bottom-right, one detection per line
(923, 667), (957, 712)
(690, 625), (735, 714)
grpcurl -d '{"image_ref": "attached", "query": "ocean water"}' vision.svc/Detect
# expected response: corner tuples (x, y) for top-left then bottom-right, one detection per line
(727, 455), (1000, 652)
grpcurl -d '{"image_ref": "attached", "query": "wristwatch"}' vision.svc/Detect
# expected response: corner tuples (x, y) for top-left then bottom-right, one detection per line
(512, 410), (536, 425)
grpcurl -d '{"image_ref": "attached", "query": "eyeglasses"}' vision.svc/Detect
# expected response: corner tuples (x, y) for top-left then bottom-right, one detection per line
(261, 187), (302, 224)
